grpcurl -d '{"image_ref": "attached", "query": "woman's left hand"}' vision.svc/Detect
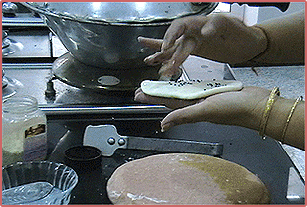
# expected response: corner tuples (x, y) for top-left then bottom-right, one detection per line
(135, 86), (270, 132)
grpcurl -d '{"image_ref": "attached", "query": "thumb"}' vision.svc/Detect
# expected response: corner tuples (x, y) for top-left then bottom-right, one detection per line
(161, 102), (209, 132)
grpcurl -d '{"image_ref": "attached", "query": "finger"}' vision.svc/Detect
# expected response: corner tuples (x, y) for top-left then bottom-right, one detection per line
(134, 88), (170, 105)
(134, 87), (143, 97)
(161, 101), (208, 132)
(161, 20), (186, 51)
(143, 38), (181, 66)
(143, 36), (183, 66)
(159, 38), (196, 80)
(171, 37), (196, 67)
(137, 36), (163, 51)
(144, 49), (174, 66)
(158, 60), (180, 80)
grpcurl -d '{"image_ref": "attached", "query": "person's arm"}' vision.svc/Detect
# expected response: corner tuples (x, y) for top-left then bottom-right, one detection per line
(138, 13), (268, 80)
(135, 87), (305, 150)
(257, 96), (304, 150)
(138, 10), (304, 79)
(249, 10), (305, 65)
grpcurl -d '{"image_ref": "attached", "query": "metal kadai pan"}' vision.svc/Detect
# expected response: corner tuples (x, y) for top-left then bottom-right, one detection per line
(21, 2), (218, 90)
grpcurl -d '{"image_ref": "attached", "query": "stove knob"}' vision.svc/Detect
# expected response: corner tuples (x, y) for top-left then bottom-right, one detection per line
(45, 80), (56, 98)
(2, 2), (18, 17)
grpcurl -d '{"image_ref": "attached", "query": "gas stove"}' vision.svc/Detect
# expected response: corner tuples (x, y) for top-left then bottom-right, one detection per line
(2, 24), (233, 112)
(2, 2), (233, 109)
(2, 2), (304, 205)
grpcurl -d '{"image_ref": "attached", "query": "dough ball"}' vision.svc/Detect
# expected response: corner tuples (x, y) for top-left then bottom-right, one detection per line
(107, 153), (270, 205)
(140, 80), (243, 100)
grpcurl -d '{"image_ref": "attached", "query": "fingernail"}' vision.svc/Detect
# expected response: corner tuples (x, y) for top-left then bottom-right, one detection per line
(144, 55), (155, 61)
(161, 122), (173, 132)
(137, 36), (144, 42)
(144, 57), (153, 65)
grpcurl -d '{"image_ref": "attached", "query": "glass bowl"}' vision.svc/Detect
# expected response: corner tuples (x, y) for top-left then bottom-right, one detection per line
(2, 161), (78, 205)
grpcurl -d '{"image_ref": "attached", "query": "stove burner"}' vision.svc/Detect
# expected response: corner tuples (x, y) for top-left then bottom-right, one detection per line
(51, 82), (136, 105)
(43, 74), (137, 105)
(52, 52), (159, 91)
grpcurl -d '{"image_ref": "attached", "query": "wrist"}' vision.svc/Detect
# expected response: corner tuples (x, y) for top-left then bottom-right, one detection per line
(263, 96), (289, 140)
(248, 93), (271, 131)
(231, 87), (271, 131)
(251, 92), (304, 149)
(249, 87), (288, 139)
(247, 26), (269, 63)
(266, 97), (304, 147)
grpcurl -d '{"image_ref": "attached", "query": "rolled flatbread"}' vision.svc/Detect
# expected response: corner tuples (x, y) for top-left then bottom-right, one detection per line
(107, 153), (270, 205)
(141, 80), (243, 100)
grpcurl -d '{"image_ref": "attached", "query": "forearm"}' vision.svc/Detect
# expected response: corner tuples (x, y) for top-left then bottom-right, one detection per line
(250, 10), (305, 65)
(265, 97), (304, 150)
(248, 95), (305, 150)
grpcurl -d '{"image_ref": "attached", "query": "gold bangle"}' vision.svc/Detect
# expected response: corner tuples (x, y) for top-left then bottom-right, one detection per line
(259, 87), (280, 138)
(281, 96), (303, 143)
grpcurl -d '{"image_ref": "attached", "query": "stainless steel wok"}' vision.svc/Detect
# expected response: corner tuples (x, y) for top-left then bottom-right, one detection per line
(21, 2), (218, 90)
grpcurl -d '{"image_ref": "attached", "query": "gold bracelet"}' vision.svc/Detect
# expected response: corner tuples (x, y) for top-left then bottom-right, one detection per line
(280, 96), (303, 143)
(259, 87), (280, 138)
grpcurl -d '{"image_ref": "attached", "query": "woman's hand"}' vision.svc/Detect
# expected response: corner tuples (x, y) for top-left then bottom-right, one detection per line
(138, 14), (267, 80)
(135, 86), (270, 132)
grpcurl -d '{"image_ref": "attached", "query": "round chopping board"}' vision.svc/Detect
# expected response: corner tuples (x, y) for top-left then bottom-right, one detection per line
(107, 153), (270, 205)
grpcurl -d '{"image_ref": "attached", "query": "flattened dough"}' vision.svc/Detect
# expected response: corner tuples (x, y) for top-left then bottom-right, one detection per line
(141, 80), (243, 100)
(107, 153), (270, 205)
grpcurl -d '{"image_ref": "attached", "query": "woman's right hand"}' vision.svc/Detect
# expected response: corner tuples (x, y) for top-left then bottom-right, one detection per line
(138, 14), (267, 80)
